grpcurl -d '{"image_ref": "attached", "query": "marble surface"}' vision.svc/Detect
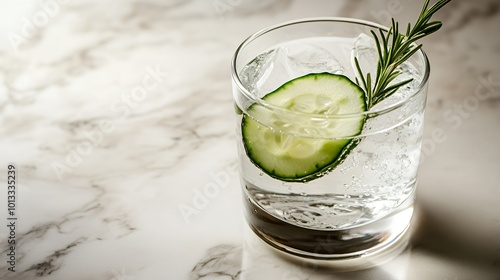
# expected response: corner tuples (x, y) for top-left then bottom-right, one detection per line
(0, 0), (499, 279)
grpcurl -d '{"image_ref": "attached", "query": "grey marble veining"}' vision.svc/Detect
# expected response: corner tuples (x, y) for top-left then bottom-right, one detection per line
(0, 0), (499, 279)
(190, 244), (242, 280)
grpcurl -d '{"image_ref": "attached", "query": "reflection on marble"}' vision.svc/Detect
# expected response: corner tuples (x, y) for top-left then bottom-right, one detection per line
(0, 0), (499, 279)
(190, 244), (242, 280)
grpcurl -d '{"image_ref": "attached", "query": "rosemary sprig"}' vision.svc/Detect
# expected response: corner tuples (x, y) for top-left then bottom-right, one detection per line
(354, 0), (451, 109)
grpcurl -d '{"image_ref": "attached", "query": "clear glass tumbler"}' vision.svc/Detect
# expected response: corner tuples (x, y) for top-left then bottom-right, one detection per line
(231, 18), (429, 260)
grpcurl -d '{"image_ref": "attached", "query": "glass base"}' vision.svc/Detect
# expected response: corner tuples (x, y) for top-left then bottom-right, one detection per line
(243, 193), (414, 260)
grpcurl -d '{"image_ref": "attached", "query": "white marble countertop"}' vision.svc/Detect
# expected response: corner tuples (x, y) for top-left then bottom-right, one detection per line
(0, 0), (499, 279)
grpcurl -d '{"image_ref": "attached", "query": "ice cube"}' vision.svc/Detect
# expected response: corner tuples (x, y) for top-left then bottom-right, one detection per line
(390, 63), (422, 99)
(351, 33), (379, 84)
(285, 43), (344, 77)
(239, 43), (345, 97)
(375, 62), (422, 108)
(240, 47), (298, 97)
(239, 48), (279, 96)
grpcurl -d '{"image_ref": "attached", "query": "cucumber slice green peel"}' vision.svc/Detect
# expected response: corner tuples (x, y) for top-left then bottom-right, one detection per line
(242, 73), (366, 182)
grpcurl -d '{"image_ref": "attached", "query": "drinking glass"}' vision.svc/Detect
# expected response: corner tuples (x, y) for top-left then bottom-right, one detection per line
(231, 18), (428, 259)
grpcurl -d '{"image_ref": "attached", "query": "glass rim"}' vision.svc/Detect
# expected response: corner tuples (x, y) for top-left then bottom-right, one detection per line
(231, 17), (430, 119)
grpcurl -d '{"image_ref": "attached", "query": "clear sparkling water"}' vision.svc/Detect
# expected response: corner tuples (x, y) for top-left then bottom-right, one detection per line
(238, 35), (424, 230)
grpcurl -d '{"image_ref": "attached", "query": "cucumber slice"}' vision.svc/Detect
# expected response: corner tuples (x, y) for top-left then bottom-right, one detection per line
(242, 73), (366, 182)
